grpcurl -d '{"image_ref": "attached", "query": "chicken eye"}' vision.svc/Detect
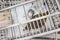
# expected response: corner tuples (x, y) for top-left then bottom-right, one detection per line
(28, 9), (35, 19)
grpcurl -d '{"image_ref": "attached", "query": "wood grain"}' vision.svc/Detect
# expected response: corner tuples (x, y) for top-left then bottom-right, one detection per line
(0, 11), (12, 28)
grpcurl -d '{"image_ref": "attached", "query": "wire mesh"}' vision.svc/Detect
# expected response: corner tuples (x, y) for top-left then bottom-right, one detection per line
(0, 0), (60, 40)
(0, 0), (31, 10)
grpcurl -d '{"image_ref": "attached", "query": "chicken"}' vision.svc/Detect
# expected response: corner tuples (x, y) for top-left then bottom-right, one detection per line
(24, 9), (48, 31)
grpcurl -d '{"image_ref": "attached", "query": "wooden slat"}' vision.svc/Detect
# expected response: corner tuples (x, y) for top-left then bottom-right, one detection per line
(0, 11), (12, 28)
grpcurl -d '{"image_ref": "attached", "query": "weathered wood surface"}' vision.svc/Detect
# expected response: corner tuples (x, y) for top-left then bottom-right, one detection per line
(0, 11), (12, 28)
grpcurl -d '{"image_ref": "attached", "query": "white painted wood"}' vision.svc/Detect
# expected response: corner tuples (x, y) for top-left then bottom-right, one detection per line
(41, 33), (60, 39)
